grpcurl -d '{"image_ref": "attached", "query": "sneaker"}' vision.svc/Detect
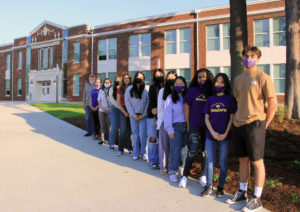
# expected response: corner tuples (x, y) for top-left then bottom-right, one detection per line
(160, 170), (168, 175)
(84, 133), (92, 137)
(109, 145), (115, 150)
(150, 163), (159, 169)
(242, 196), (262, 212)
(132, 156), (139, 160)
(117, 151), (123, 156)
(216, 186), (224, 198)
(178, 176), (188, 188)
(226, 189), (248, 204)
(169, 174), (178, 183)
(142, 155), (148, 161)
(199, 175), (207, 187)
(201, 185), (213, 197)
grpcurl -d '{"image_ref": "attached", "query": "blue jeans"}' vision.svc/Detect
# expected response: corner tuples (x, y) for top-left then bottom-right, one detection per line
(130, 117), (147, 158)
(85, 106), (95, 134)
(118, 110), (132, 152)
(147, 118), (159, 165)
(169, 122), (188, 174)
(206, 138), (230, 187)
(109, 105), (120, 146)
(183, 126), (207, 177)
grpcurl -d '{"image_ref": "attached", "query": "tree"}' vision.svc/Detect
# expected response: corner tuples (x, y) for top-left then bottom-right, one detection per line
(285, 0), (300, 119)
(229, 0), (248, 87)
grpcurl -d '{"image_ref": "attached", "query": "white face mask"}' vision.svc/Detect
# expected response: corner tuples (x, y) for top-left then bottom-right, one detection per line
(104, 83), (110, 88)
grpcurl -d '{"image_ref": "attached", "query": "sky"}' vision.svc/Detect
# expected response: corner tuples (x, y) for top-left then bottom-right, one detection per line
(0, 0), (254, 44)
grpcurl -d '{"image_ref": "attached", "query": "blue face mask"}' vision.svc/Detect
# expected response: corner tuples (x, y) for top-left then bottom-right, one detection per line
(174, 85), (185, 93)
(198, 82), (205, 88)
(215, 86), (224, 93)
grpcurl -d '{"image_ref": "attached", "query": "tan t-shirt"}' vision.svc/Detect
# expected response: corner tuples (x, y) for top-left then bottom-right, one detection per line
(233, 68), (276, 127)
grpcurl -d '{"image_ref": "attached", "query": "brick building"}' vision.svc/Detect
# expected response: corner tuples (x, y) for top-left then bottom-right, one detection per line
(0, 0), (287, 103)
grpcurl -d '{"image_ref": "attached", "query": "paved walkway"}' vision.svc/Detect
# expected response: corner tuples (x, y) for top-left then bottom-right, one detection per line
(0, 102), (268, 212)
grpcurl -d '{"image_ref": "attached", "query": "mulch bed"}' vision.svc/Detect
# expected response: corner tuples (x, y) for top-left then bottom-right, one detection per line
(63, 116), (300, 212)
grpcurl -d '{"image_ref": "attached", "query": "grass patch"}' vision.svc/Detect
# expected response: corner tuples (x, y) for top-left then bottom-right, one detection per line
(31, 103), (85, 119)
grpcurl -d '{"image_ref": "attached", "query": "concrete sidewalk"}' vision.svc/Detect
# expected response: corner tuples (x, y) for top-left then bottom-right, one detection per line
(0, 102), (268, 212)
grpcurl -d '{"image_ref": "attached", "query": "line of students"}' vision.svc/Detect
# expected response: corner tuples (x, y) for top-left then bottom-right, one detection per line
(85, 68), (236, 198)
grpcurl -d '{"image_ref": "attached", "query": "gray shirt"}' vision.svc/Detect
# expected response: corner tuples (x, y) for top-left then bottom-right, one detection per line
(82, 83), (96, 105)
(125, 85), (149, 118)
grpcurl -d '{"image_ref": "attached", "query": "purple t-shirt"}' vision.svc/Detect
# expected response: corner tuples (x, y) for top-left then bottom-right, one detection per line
(91, 89), (100, 108)
(204, 95), (237, 140)
(184, 87), (206, 127)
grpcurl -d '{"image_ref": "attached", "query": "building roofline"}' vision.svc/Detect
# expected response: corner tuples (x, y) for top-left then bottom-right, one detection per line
(0, 42), (13, 48)
(30, 20), (67, 35)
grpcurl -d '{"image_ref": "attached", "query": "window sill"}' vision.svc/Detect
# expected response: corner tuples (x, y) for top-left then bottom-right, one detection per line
(73, 62), (80, 64)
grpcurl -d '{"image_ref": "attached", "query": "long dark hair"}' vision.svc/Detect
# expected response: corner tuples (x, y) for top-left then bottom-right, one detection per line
(188, 68), (214, 98)
(130, 71), (145, 99)
(112, 75), (122, 100)
(101, 78), (112, 90)
(163, 71), (177, 100)
(119, 73), (132, 96)
(152, 69), (165, 93)
(171, 76), (187, 104)
(214, 73), (232, 95)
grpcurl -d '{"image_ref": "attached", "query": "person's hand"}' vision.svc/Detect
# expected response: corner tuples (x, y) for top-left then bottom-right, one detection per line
(138, 115), (144, 121)
(212, 131), (221, 141)
(134, 116), (140, 122)
(218, 134), (227, 141)
(105, 109), (109, 114)
(168, 134), (174, 139)
(124, 112), (129, 118)
(186, 123), (190, 133)
(152, 108), (158, 115)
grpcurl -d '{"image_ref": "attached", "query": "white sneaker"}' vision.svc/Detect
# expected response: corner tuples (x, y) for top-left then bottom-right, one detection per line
(199, 175), (207, 187)
(142, 155), (148, 161)
(169, 174), (178, 183)
(178, 176), (188, 188)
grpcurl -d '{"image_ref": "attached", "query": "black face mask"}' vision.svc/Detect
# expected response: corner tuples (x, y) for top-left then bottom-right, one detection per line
(167, 79), (175, 86)
(156, 76), (164, 83)
(134, 78), (143, 84)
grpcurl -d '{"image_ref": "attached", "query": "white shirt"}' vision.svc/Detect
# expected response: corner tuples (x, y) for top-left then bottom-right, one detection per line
(156, 88), (165, 130)
(97, 88), (111, 112)
(109, 87), (119, 109)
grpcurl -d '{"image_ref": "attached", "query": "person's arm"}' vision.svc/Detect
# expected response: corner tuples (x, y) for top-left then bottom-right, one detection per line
(205, 114), (221, 141)
(218, 114), (234, 141)
(184, 103), (190, 132)
(140, 90), (149, 120)
(117, 93), (128, 117)
(109, 87), (119, 109)
(125, 86), (136, 118)
(164, 97), (174, 138)
(89, 97), (93, 111)
(82, 84), (87, 110)
(266, 97), (278, 128)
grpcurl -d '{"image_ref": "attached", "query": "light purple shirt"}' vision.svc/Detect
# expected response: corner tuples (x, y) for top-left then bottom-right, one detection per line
(164, 95), (186, 135)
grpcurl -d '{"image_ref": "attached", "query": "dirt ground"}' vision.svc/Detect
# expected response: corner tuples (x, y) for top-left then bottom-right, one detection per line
(63, 116), (300, 212)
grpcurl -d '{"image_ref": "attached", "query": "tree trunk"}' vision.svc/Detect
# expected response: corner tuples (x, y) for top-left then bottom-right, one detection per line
(230, 0), (248, 87)
(285, 0), (300, 119)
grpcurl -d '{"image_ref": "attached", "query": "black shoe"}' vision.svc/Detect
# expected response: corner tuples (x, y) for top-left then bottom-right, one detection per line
(216, 186), (224, 198)
(84, 133), (92, 137)
(150, 163), (159, 170)
(242, 196), (262, 212)
(201, 185), (213, 197)
(226, 189), (248, 204)
(98, 141), (104, 145)
(109, 146), (115, 150)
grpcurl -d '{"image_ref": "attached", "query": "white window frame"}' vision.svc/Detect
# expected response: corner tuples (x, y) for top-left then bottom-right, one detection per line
(43, 48), (48, 70)
(5, 79), (10, 96)
(6, 54), (11, 71)
(273, 64), (285, 94)
(17, 78), (22, 96)
(222, 23), (230, 50)
(49, 47), (54, 69)
(74, 42), (80, 63)
(98, 38), (117, 60)
(129, 33), (151, 58)
(207, 66), (231, 79)
(18, 51), (22, 69)
(179, 28), (191, 54)
(272, 17), (286, 47)
(73, 74), (80, 96)
(165, 28), (191, 55)
(165, 30), (177, 55)
(206, 24), (230, 51)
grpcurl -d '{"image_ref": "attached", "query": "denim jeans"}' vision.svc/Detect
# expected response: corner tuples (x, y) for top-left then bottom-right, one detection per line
(129, 117), (147, 158)
(206, 138), (230, 187)
(183, 126), (207, 177)
(85, 106), (95, 134)
(169, 122), (188, 174)
(91, 108), (100, 136)
(147, 118), (159, 165)
(99, 111), (110, 141)
(118, 110), (132, 152)
(109, 105), (120, 146)
(159, 122), (170, 171)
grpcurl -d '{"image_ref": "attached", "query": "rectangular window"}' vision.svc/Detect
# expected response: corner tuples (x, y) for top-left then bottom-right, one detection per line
(273, 17), (286, 46)
(273, 64), (285, 93)
(223, 66), (231, 79)
(98, 39), (107, 60)
(98, 73), (106, 82)
(208, 67), (221, 76)
(129, 35), (139, 58)
(73, 74), (80, 96)
(144, 70), (151, 85)
(141, 34), (151, 57)
(49, 47), (53, 69)
(257, 64), (270, 75)
(5, 80), (10, 96)
(255, 19), (269, 47)
(74, 42), (80, 63)
(222, 23), (230, 50)
(18, 51), (22, 69)
(17, 78), (22, 96)
(207, 25), (220, 51)
(108, 72), (116, 83)
(108, 38), (117, 59)
(165, 30), (176, 54)
(6, 54), (11, 71)
(43, 48), (48, 70)
(179, 68), (191, 83)
(179, 28), (191, 53)
(38, 49), (42, 70)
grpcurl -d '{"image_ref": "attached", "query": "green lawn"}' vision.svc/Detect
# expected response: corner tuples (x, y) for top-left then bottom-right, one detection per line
(31, 103), (85, 119)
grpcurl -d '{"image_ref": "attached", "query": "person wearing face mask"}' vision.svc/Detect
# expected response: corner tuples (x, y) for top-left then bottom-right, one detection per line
(178, 68), (214, 188)
(108, 75), (122, 149)
(227, 46), (277, 212)
(146, 69), (165, 169)
(82, 74), (97, 137)
(97, 78), (112, 145)
(89, 78), (102, 140)
(125, 72), (149, 160)
(164, 76), (188, 183)
(200, 73), (237, 198)
(157, 71), (177, 174)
